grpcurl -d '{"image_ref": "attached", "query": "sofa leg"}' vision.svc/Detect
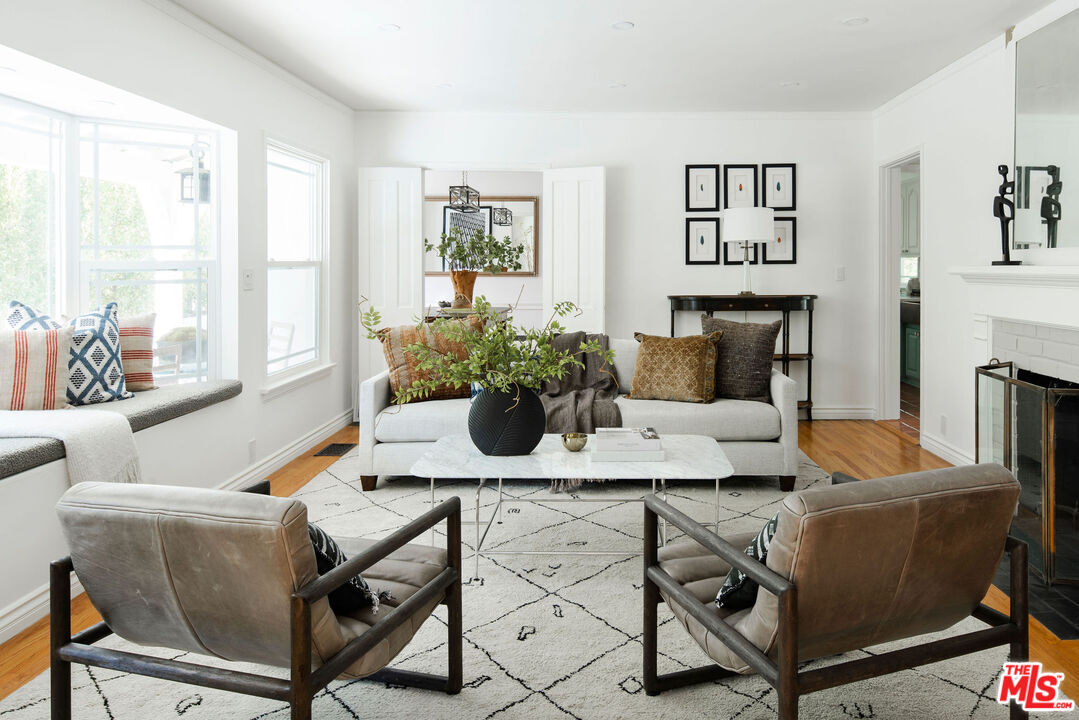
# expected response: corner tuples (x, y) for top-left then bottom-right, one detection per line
(360, 475), (377, 492)
(779, 476), (795, 492)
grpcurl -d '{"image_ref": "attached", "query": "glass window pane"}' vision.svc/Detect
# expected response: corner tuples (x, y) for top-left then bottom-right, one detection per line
(0, 103), (62, 314)
(267, 146), (320, 262)
(80, 125), (214, 262)
(267, 266), (318, 373)
(86, 266), (210, 383)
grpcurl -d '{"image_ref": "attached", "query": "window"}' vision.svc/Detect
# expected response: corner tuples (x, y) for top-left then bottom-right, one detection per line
(0, 99), (63, 316)
(80, 122), (219, 382)
(266, 142), (326, 376)
(0, 93), (221, 384)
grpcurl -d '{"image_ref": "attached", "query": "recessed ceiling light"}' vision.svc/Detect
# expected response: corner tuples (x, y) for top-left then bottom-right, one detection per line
(92, 99), (116, 106)
(608, 82), (627, 89)
(0, 66), (15, 73)
(378, 23), (401, 32)
(779, 81), (801, 88)
(841, 16), (869, 26)
(611, 21), (635, 31)
(435, 82), (454, 89)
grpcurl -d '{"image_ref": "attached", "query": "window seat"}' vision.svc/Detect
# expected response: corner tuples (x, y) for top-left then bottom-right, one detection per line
(0, 380), (242, 480)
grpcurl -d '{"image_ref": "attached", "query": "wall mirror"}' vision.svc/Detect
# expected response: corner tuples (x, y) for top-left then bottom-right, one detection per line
(1014, 7), (1079, 249)
(423, 196), (538, 276)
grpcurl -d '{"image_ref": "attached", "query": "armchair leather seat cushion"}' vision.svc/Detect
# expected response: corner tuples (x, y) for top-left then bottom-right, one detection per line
(333, 538), (448, 679)
(657, 534), (760, 674)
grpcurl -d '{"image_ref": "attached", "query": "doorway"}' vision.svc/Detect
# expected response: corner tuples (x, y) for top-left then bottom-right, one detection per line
(878, 153), (922, 442)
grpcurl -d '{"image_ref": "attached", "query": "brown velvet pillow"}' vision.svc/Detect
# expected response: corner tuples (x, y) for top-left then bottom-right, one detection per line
(627, 331), (722, 403)
(700, 315), (781, 402)
(376, 319), (477, 403)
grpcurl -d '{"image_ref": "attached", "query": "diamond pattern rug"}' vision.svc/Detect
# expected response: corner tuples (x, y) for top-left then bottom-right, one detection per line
(0, 451), (1058, 719)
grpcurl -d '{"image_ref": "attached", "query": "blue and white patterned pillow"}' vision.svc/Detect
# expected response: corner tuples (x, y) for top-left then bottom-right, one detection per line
(6, 300), (133, 405)
(5, 301), (61, 331)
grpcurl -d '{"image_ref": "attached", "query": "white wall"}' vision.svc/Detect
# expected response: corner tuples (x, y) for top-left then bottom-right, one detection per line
(872, 0), (1079, 464)
(0, 0), (355, 636)
(356, 112), (877, 417)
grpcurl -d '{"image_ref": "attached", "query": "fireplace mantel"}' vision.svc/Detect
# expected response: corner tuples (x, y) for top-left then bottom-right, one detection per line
(951, 265), (1079, 332)
(951, 265), (1079, 288)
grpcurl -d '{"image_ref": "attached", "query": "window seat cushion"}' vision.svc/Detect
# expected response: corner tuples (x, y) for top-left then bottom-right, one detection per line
(0, 380), (242, 480)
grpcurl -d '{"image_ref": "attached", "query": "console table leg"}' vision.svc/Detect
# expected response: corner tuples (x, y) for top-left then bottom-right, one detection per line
(474, 478), (486, 580)
(715, 478), (721, 533)
(431, 477), (436, 545)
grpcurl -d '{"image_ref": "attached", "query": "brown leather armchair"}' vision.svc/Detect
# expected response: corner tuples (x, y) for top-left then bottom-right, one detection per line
(642, 464), (1028, 720)
(51, 482), (462, 720)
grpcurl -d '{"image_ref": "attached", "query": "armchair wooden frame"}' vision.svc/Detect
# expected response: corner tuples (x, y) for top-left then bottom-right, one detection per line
(50, 497), (463, 720)
(642, 495), (1029, 720)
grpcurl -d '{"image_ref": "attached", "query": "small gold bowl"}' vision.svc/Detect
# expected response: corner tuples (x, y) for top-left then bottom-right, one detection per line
(561, 433), (588, 452)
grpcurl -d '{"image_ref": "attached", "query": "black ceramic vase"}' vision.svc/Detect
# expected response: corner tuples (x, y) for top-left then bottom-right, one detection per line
(467, 386), (546, 456)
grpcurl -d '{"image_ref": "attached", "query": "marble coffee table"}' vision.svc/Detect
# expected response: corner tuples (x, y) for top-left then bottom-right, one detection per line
(410, 433), (734, 578)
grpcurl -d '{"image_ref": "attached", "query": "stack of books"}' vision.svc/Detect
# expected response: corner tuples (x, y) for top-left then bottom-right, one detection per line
(590, 427), (664, 462)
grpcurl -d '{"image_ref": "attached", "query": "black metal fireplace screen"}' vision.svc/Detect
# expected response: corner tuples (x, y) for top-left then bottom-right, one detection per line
(976, 361), (1079, 585)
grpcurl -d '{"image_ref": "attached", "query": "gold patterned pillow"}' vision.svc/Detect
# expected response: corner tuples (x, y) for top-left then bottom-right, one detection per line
(376, 320), (476, 403)
(627, 331), (722, 403)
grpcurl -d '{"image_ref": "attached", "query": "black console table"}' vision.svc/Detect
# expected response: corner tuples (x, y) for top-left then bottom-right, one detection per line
(668, 294), (818, 419)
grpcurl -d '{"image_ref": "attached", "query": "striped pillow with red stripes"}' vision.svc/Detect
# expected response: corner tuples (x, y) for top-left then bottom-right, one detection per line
(0, 327), (73, 410)
(119, 313), (156, 391)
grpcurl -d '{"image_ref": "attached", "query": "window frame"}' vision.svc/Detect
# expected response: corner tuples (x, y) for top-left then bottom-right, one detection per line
(264, 138), (330, 384)
(76, 118), (222, 383)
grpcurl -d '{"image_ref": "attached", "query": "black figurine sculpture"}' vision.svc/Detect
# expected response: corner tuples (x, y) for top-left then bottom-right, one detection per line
(1041, 164), (1062, 249)
(992, 164), (1020, 266)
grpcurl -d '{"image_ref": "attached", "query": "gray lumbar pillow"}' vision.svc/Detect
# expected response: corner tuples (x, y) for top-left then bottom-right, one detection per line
(701, 315), (782, 402)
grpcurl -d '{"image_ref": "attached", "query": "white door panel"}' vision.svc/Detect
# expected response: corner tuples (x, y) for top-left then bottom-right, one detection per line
(542, 167), (605, 333)
(357, 167), (423, 388)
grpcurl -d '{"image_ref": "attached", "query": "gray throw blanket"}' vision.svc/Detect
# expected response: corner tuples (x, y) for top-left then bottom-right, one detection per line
(540, 332), (622, 434)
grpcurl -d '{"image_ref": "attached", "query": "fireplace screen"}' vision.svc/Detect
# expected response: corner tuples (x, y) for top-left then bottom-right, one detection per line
(976, 361), (1079, 585)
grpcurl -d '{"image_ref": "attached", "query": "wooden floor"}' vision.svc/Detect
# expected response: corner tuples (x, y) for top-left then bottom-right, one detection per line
(877, 382), (921, 442)
(2, 421), (1076, 703)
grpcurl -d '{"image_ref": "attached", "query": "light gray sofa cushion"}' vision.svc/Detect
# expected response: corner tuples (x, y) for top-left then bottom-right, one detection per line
(375, 398), (471, 443)
(614, 396), (781, 441)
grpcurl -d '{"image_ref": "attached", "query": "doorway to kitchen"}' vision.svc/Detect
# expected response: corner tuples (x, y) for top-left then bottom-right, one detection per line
(878, 153), (922, 442)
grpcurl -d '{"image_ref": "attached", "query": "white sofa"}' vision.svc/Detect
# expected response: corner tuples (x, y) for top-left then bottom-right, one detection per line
(357, 338), (799, 491)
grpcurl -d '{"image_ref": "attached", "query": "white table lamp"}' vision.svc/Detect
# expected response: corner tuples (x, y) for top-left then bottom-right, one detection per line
(721, 207), (774, 295)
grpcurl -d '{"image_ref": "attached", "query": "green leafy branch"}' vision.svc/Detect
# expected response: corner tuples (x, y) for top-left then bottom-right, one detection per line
(358, 295), (615, 405)
(424, 226), (524, 273)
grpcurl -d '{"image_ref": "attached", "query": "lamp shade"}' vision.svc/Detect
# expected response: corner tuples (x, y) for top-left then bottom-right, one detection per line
(721, 207), (774, 242)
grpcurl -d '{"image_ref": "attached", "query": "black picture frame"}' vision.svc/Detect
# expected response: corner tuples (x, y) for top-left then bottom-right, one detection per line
(441, 205), (492, 270)
(762, 163), (797, 211)
(762, 217), (797, 264)
(685, 164), (720, 212)
(722, 164), (759, 209)
(685, 218), (720, 264)
(723, 241), (758, 265)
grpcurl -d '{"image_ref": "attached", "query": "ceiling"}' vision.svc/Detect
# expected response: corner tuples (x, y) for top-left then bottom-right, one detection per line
(169, 0), (1052, 112)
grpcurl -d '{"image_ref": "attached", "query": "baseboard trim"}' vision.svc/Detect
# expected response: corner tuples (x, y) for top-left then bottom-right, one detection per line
(0, 578), (84, 645)
(807, 407), (876, 420)
(919, 432), (975, 467)
(217, 409), (354, 491)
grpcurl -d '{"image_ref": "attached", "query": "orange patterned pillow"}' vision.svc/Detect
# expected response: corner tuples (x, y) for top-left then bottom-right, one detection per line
(376, 320), (476, 403)
(627, 331), (722, 403)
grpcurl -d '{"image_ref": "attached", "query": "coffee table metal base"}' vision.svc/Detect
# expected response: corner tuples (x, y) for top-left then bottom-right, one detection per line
(428, 476), (722, 580)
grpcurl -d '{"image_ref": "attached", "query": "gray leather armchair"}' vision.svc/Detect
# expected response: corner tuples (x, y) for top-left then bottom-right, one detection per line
(642, 464), (1028, 720)
(51, 483), (462, 720)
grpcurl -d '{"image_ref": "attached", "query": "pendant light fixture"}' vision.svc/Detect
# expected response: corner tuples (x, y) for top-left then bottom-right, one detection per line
(448, 170), (480, 213)
(493, 203), (512, 226)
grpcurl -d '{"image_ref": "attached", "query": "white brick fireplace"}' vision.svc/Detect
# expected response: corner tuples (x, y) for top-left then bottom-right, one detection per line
(952, 266), (1079, 381)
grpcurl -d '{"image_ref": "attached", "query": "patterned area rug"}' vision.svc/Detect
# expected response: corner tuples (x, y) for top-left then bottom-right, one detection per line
(0, 451), (1055, 719)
